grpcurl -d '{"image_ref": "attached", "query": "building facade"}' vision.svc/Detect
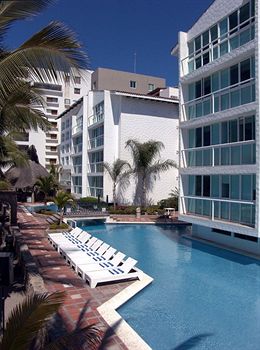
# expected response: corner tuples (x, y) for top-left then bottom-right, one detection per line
(173, 0), (259, 253)
(15, 70), (92, 168)
(91, 68), (166, 94)
(59, 89), (179, 204)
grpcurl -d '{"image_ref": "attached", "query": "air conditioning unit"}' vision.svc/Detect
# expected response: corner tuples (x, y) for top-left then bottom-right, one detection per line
(0, 253), (13, 286)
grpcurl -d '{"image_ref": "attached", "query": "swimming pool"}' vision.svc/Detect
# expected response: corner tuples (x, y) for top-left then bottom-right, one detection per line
(82, 223), (260, 350)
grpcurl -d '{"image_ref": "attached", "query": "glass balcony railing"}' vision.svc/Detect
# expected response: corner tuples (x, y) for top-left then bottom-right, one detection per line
(88, 113), (104, 126)
(181, 140), (256, 167)
(72, 124), (83, 135)
(182, 18), (255, 76)
(88, 135), (104, 149)
(73, 144), (82, 153)
(72, 165), (82, 174)
(87, 186), (103, 198)
(181, 196), (255, 227)
(182, 78), (255, 121)
(87, 162), (103, 173)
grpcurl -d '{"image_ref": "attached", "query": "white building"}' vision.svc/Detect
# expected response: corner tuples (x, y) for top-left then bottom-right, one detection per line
(15, 70), (92, 168)
(58, 88), (179, 204)
(173, 0), (258, 253)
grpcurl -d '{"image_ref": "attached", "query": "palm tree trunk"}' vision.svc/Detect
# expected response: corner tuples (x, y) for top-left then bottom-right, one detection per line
(141, 176), (146, 208)
(113, 183), (116, 210)
(59, 209), (64, 226)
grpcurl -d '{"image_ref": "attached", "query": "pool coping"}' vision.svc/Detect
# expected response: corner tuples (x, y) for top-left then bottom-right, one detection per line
(98, 270), (153, 350)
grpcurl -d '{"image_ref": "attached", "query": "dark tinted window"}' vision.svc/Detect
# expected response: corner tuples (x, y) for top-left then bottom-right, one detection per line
(196, 128), (202, 147)
(203, 126), (211, 146)
(229, 11), (238, 31)
(203, 176), (211, 197)
(240, 59), (251, 81)
(230, 64), (239, 85)
(221, 122), (228, 143)
(195, 36), (201, 51)
(195, 80), (202, 98)
(195, 176), (202, 196)
(239, 3), (250, 24)
(204, 77), (211, 95)
(229, 120), (238, 142)
(222, 176), (230, 198)
(210, 25), (218, 42)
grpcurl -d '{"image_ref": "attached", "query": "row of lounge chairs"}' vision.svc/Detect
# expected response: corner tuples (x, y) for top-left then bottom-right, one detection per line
(48, 227), (141, 288)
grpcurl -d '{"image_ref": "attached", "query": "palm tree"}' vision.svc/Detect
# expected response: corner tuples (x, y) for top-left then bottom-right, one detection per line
(35, 175), (58, 204)
(103, 159), (131, 210)
(0, 291), (102, 350)
(54, 190), (75, 225)
(126, 139), (177, 207)
(0, 134), (28, 179)
(0, 1), (87, 147)
(49, 164), (62, 183)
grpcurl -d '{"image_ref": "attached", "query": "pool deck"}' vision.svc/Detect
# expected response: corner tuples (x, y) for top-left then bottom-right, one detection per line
(17, 208), (153, 349)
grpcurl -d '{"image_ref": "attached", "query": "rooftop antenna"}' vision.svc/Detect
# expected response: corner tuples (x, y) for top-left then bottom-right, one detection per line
(134, 52), (137, 73)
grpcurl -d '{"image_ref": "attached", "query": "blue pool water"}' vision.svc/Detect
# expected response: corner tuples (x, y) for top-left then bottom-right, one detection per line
(82, 223), (260, 350)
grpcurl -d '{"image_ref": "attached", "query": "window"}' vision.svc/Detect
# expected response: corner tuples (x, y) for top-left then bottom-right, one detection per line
(229, 11), (238, 33)
(240, 3), (250, 25)
(46, 109), (58, 115)
(195, 128), (202, 147)
(50, 146), (56, 152)
(65, 75), (70, 83)
(203, 77), (211, 95)
(203, 176), (210, 197)
(210, 25), (218, 43)
(75, 76), (81, 84)
(203, 126), (211, 146)
(130, 80), (136, 88)
(50, 134), (57, 139)
(221, 176), (230, 198)
(74, 88), (80, 94)
(195, 176), (202, 196)
(195, 36), (201, 51)
(240, 58), (251, 81)
(148, 83), (155, 91)
(195, 81), (202, 98)
(46, 97), (58, 103)
(230, 64), (239, 85)
(64, 98), (70, 105)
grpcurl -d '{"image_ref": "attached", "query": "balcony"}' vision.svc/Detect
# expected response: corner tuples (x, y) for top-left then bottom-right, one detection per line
(182, 78), (255, 122)
(181, 196), (255, 228)
(72, 124), (83, 136)
(72, 144), (82, 154)
(72, 165), (82, 175)
(181, 18), (255, 76)
(88, 135), (104, 149)
(87, 186), (103, 198)
(181, 140), (256, 168)
(88, 113), (104, 127)
(87, 162), (103, 173)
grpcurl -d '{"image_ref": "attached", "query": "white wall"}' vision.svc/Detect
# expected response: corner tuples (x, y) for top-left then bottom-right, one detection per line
(108, 95), (179, 204)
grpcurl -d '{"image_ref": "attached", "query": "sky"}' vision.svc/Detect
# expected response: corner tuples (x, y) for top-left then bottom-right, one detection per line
(6, 0), (213, 86)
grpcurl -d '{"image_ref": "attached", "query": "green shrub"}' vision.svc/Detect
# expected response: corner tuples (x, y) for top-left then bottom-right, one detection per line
(49, 223), (68, 230)
(37, 209), (56, 215)
(0, 180), (11, 190)
(79, 197), (98, 203)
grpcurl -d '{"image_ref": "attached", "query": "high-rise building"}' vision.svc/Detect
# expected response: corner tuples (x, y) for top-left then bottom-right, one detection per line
(15, 70), (92, 168)
(58, 87), (179, 204)
(173, 0), (257, 254)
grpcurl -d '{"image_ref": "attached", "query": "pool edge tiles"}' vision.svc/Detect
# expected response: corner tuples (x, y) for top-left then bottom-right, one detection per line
(97, 271), (153, 350)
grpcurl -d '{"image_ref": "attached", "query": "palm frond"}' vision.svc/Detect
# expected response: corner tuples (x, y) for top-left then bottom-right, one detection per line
(0, 21), (88, 89)
(147, 159), (177, 179)
(0, 135), (28, 169)
(0, 291), (65, 350)
(0, 1), (54, 40)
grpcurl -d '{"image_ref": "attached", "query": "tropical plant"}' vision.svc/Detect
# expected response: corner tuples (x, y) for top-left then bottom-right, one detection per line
(0, 134), (28, 179)
(49, 164), (62, 182)
(103, 159), (131, 210)
(54, 190), (75, 225)
(125, 139), (177, 207)
(0, 291), (102, 350)
(0, 1), (87, 170)
(35, 175), (58, 204)
(27, 145), (39, 164)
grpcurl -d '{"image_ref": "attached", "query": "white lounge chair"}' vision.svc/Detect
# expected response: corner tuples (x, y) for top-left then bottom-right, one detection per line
(48, 227), (85, 247)
(77, 252), (126, 278)
(67, 246), (117, 271)
(58, 236), (99, 254)
(84, 257), (140, 288)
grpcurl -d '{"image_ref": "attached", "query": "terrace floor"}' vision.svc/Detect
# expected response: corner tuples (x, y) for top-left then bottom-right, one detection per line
(17, 208), (133, 349)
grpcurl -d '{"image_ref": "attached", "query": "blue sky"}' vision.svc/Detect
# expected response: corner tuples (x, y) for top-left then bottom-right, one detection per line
(7, 0), (213, 86)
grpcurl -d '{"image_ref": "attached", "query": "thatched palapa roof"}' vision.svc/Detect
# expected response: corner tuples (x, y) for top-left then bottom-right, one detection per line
(5, 160), (49, 188)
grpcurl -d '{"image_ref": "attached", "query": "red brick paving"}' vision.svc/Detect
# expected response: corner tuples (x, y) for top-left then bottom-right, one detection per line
(18, 208), (131, 350)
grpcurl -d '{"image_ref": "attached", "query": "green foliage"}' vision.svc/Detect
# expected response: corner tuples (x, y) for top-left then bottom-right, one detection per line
(54, 191), (74, 210)
(0, 180), (11, 190)
(35, 175), (58, 203)
(37, 209), (56, 215)
(125, 139), (177, 206)
(49, 222), (68, 230)
(79, 196), (98, 204)
(0, 291), (102, 350)
(158, 187), (179, 210)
